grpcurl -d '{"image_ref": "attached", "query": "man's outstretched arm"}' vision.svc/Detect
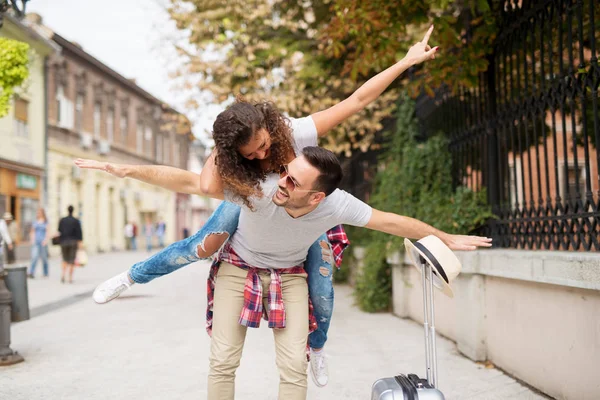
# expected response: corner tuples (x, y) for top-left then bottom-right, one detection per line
(73, 158), (225, 200)
(364, 209), (492, 251)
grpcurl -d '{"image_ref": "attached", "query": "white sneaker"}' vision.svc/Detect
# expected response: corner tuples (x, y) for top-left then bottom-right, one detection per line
(309, 348), (329, 387)
(93, 271), (134, 304)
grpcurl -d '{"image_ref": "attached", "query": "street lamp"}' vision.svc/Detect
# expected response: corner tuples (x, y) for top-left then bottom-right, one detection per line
(0, 237), (24, 366)
(0, 0), (29, 29)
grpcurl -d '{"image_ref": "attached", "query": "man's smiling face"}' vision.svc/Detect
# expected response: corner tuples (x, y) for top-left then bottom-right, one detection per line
(272, 156), (322, 210)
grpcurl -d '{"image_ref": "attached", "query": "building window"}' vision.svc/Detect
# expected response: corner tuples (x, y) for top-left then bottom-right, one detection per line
(107, 108), (114, 143)
(144, 125), (152, 155)
(13, 96), (29, 138)
(120, 111), (128, 145)
(173, 139), (180, 167)
(56, 85), (63, 124)
(56, 177), (63, 223)
(164, 134), (170, 164)
(0, 194), (6, 218)
(508, 159), (524, 209)
(155, 133), (163, 162)
(94, 102), (101, 138)
(56, 85), (74, 129)
(562, 163), (586, 200)
(136, 122), (143, 153)
(75, 94), (84, 132)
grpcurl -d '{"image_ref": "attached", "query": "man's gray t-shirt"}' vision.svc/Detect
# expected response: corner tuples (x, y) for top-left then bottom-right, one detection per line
(225, 116), (373, 269)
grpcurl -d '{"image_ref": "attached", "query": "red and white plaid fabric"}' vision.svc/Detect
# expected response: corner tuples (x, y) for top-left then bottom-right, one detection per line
(205, 225), (350, 336)
(327, 224), (349, 269)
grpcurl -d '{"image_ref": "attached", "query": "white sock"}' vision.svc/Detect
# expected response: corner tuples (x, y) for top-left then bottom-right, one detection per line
(311, 348), (323, 354)
(125, 272), (135, 286)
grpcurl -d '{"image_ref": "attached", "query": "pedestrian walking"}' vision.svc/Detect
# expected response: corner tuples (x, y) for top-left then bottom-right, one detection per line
(2, 212), (17, 264)
(0, 213), (13, 264)
(57, 205), (83, 284)
(124, 221), (134, 250)
(131, 222), (138, 250)
(155, 218), (166, 248)
(144, 218), (153, 252)
(28, 208), (49, 278)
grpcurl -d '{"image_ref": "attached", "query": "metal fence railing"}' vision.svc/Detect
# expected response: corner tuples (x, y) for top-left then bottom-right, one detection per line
(417, 0), (599, 251)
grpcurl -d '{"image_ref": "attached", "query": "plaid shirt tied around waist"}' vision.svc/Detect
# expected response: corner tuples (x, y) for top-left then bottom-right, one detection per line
(206, 225), (349, 336)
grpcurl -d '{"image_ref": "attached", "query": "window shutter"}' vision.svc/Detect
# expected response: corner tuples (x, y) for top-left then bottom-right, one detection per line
(14, 97), (28, 122)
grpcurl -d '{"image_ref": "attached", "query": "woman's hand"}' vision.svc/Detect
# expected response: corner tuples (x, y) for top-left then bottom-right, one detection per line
(403, 25), (438, 66)
(74, 158), (128, 178)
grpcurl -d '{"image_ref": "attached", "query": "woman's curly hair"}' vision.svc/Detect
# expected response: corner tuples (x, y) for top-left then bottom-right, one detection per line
(212, 99), (294, 209)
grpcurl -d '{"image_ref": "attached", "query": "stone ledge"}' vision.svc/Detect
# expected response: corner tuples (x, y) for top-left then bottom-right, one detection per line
(431, 249), (600, 291)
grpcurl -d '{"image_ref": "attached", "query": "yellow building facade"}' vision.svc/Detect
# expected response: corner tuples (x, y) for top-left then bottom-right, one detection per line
(0, 15), (56, 251)
(47, 143), (176, 254)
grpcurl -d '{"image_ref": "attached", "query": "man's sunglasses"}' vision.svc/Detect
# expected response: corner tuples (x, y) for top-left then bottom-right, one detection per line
(279, 164), (319, 193)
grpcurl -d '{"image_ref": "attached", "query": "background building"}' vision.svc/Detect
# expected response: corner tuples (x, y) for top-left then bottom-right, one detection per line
(0, 14), (58, 260)
(26, 14), (192, 254)
(187, 140), (220, 235)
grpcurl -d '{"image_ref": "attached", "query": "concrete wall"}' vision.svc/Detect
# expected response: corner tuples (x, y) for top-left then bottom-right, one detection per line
(391, 249), (600, 400)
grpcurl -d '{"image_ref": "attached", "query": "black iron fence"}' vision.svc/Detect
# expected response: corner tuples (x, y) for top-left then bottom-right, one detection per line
(418, 0), (600, 251)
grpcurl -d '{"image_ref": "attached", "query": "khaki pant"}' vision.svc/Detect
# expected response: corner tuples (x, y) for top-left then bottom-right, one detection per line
(207, 262), (309, 400)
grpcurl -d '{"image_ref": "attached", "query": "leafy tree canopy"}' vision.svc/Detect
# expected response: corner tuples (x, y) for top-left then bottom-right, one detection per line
(167, 0), (495, 154)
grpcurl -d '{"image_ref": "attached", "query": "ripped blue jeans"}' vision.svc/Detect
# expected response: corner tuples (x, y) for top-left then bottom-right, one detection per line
(129, 201), (334, 349)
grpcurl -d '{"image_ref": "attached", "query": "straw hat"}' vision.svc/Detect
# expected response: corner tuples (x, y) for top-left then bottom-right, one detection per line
(404, 235), (462, 298)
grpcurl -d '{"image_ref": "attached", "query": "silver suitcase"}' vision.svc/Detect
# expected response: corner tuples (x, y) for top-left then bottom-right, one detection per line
(371, 254), (445, 400)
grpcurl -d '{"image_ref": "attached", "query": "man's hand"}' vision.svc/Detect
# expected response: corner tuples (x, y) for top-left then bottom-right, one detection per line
(74, 158), (127, 178)
(7, 243), (13, 250)
(404, 25), (438, 66)
(440, 234), (492, 251)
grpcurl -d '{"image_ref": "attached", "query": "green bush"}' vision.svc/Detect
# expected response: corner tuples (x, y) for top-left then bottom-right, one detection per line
(354, 94), (494, 312)
(333, 224), (373, 284)
(333, 253), (351, 283)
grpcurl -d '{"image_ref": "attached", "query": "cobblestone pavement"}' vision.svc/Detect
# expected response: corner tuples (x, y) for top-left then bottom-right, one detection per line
(1, 250), (548, 399)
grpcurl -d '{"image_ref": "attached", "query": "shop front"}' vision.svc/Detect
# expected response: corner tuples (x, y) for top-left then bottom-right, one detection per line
(0, 163), (43, 260)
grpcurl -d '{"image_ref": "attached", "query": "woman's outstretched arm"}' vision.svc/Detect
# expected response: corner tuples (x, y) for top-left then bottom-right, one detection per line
(311, 25), (438, 137)
(73, 158), (223, 199)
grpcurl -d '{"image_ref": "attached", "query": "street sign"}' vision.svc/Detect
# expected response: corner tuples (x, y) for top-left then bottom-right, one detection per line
(16, 174), (36, 190)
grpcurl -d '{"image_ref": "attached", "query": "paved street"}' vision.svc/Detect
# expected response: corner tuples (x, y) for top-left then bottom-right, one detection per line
(1, 250), (547, 400)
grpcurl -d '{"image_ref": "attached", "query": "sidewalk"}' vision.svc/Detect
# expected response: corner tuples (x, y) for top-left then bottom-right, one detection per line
(1, 251), (548, 399)
(19, 249), (154, 314)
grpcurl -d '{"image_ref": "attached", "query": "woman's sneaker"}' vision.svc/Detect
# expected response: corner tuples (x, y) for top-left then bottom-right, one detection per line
(309, 348), (329, 387)
(93, 271), (134, 304)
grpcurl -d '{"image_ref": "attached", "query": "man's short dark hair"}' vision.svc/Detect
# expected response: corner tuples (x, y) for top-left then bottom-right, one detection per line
(67, 205), (74, 215)
(301, 146), (343, 196)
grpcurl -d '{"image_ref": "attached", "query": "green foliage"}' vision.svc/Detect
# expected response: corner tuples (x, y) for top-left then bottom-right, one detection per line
(354, 234), (391, 312)
(333, 254), (351, 284)
(0, 38), (29, 118)
(167, 0), (498, 155)
(354, 93), (494, 312)
(321, 0), (497, 96)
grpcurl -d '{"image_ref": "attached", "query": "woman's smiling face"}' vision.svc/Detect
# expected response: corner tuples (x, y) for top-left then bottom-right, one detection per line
(238, 128), (272, 160)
